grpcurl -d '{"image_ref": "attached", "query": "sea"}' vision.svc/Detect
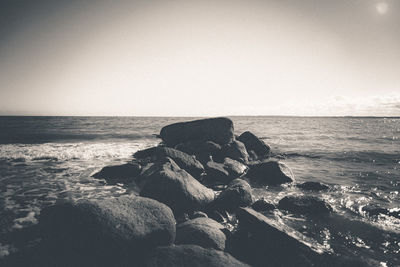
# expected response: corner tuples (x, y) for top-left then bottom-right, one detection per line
(0, 116), (399, 266)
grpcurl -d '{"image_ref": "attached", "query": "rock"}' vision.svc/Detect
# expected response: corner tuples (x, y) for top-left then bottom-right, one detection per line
(140, 158), (215, 214)
(175, 140), (222, 163)
(204, 161), (231, 185)
(134, 147), (204, 178)
(223, 158), (248, 178)
(214, 179), (254, 211)
(230, 207), (322, 266)
(245, 161), (293, 186)
(92, 162), (141, 183)
(39, 196), (176, 265)
(237, 131), (270, 160)
(296, 181), (329, 191)
(176, 217), (226, 250)
(278, 196), (333, 215)
(191, 211), (208, 219)
(144, 245), (249, 267)
(207, 210), (227, 223)
(219, 140), (249, 163)
(251, 198), (276, 212)
(160, 117), (234, 147)
(362, 204), (400, 219)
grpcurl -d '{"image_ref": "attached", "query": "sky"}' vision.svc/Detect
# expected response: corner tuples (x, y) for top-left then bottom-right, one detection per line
(0, 0), (399, 116)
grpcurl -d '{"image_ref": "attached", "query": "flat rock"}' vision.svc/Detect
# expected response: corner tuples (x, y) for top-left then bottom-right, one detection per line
(39, 196), (176, 265)
(140, 158), (215, 214)
(214, 179), (254, 211)
(246, 161), (293, 186)
(237, 131), (270, 160)
(231, 207), (322, 266)
(176, 217), (226, 250)
(144, 245), (249, 267)
(296, 181), (329, 191)
(92, 162), (141, 183)
(160, 117), (234, 147)
(278, 196), (333, 215)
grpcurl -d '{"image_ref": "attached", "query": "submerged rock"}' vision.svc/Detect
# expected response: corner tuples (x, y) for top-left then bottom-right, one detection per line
(214, 179), (254, 211)
(92, 162), (141, 183)
(251, 198), (276, 212)
(231, 207), (322, 266)
(219, 140), (249, 163)
(246, 161), (293, 186)
(160, 117), (234, 147)
(237, 131), (270, 160)
(144, 245), (249, 267)
(176, 217), (226, 250)
(39, 196), (176, 265)
(296, 181), (329, 191)
(140, 158), (215, 214)
(278, 196), (333, 215)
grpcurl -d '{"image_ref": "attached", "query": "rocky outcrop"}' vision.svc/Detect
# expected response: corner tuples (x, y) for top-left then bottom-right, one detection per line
(237, 131), (270, 160)
(140, 158), (215, 214)
(160, 117), (234, 147)
(219, 140), (249, 163)
(176, 217), (226, 250)
(246, 161), (293, 186)
(214, 179), (254, 211)
(230, 207), (322, 266)
(278, 196), (333, 215)
(144, 245), (249, 267)
(296, 181), (329, 191)
(92, 162), (141, 183)
(134, 147), (204, 178)
(39, 196), (176, 265)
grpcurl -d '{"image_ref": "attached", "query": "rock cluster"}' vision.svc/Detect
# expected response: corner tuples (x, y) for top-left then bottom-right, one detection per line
(18, 117), (345, 266)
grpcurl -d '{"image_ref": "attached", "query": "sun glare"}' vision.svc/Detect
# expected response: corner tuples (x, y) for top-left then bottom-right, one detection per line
(376, 2), (389, 15)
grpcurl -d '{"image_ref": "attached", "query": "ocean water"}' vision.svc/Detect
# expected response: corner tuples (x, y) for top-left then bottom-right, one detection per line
(0, 116), (399, 265)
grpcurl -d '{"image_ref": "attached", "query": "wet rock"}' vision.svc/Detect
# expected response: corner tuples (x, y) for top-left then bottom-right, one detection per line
(223, 158), (248, 178)
(251, 198), (276, 212)
(160, 117), (234, 147)
(230, 207), (322, 266)
(133, 146), (158, 160)
(362, 204), (400, 219)
(92, 163), (141, 183)
(176, 217), (226, 250)
(140, 158), (215, 214)
(134, 147), (204, 178)
(297, 181), (329, 191)
(245, 161), (293, 186)
(220, 140), (249, 163)
(278, 196), (333, 215)
(214, 179), (254, 211)
(39, 196), (176, 265)
(237, 131), (270, 160)
(204, 161), (231, 184)
(144, 245), (249, 267)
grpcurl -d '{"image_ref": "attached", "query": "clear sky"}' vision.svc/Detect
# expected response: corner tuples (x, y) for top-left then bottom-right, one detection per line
(0, 0), (399, 116)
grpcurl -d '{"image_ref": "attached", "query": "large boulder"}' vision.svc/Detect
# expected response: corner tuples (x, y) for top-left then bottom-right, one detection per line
(278, 196), (333, 215)
(230, 207), (322, 266)
(204, 158), (248, 186)
(219, 140), (249, 163)
(140, 158), (215, 214)
(175, 140), (222, 163)
(39, 196), (176, 265)
(160, 117), (234, 147)
(245, 161), (293, 186)
(176, 217), (226, 250)
(237, 131), (270, 160)
(144, 245), (249, 267)
(214, 179), (254, 211)
(92, 162), (141, 183)
(134, 147), (204, 178)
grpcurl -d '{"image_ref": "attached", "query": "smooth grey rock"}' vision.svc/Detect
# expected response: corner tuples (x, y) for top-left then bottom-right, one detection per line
(220, 140), (249, 163)
(160, 117), (234, 147)
(251, 198), (276, 212)
(278, 196), (333, 215)
(176, 217), (226, 250)
(237, 131), (270, 160)
(246, 161), (293, 186)
(214, 179), (254, 211)
(92, 163), (141, 183)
